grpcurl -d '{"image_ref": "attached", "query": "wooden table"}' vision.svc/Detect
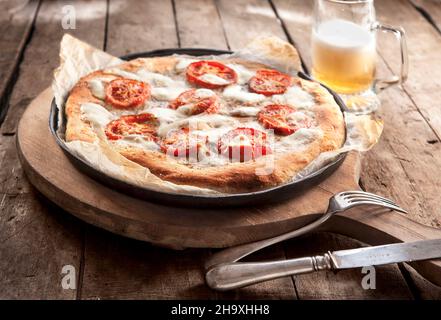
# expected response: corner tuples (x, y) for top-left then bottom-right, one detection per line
(1, 0), (441, 300)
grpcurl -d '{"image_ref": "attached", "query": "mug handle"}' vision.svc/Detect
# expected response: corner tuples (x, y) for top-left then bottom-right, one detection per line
(373, 23), (409, 92)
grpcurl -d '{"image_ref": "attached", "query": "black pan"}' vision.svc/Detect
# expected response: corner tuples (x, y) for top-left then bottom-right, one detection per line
(49, 48), (348, 208)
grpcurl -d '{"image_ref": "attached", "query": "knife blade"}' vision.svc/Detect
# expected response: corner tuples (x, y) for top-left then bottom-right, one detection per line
(331, 239), (441, 269)
(205, 239), (441, 291)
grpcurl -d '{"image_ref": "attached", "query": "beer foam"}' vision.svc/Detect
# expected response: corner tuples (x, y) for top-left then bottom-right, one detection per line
(314, 19), (374, 50)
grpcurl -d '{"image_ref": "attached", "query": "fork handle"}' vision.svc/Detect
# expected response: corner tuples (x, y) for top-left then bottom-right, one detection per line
(206, 255), (332, 291)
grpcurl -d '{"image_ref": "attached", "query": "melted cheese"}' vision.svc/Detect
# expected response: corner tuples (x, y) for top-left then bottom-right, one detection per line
(199, 73), (230, 85)
(194, 88), (215, 98)
(151, 87), (187, 101)
(272, 86), (315, 109)
(229, 106), (260, 117)
(80, 103), (114, 127)
(227, 64), (255, 84)
(223, 85), (266, 104)
(104, 68), (141, 81)
(175, 58), (198, 72)
(88, 79), (106, 100)
(147, 107), (185, 124)
(92, 60), (327, 169)
(114, 135), (160, 151)
(275, 128), (323, 153)
(287, 110), (315, 123)
(137, 69), (181, 87)
(104, 68), (184, 88)
(157, 114), (238, 137)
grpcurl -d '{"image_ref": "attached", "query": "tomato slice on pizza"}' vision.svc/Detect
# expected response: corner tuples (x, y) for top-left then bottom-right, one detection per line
(249, 69), (292, 96)
(218, 127), (271, 162)
(169, 89), (219, 115)
(161, 127), (208, 159)
(105, 113), (158, 141)
(105, 78), (150, 109)
(186, 61), (237, 89)
(258, 104), (312, 136)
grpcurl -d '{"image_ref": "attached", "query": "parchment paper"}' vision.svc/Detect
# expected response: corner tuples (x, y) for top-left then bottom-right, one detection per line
(52, 34), (383, 195)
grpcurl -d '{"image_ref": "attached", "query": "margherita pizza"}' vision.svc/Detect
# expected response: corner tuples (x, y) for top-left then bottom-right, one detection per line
(64, 56), (345, 193)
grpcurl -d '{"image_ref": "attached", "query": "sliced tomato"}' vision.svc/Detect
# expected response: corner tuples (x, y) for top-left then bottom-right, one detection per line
(258, 104), (312, 136)
(105, 78), (150, 109)
(218, 127), (271, 162)
(161, 127), (208, 159)
(169, 89), (219, 115)
(249, 69), (292, 96)
(186, 60), (237, 89)
(105, 113), (158, 141)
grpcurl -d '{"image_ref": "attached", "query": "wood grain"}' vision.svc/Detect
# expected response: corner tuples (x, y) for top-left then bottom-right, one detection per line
(273, 0), (430, 298)
(216, 0), (288, 50)
(176, 0), (297, 298)
(273, 0), (441, 232)
(375, 0), (441, 140)
(0, 0), (39, 124)
(106, 0), (178, 56)
(285, 233), (413, 299)
(410, 0), (441, 33)
(3, 0), (441, 299)
(0, 0), (107, 299)
(174, 0), (227, 49)
(77, 0), (298, 300)
(1, 0), (107, 134)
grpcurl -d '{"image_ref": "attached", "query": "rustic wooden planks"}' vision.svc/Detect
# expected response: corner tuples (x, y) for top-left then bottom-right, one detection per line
(106, 0), (178, 56)
(0, 0), (107, 299)
(174, 0), (227, 49)
(2, 0), (441, 299)
(79, 0), (297, 300)
(271, 0), (423, 299)
(79, 0), (183, 300)
(285, 233), (413, 299)
(1, 0), (107, 134)
(0, 0), (40, 125)
(410, 0), (441, 33)
(271, 0), (441, 230)
(375, 0), (441, 140)
(216, 0), (288, 50)
(211, 0), (298, 299)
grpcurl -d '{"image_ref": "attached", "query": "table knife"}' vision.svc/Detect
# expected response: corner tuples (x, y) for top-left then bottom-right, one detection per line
(205, 239), (441, 291)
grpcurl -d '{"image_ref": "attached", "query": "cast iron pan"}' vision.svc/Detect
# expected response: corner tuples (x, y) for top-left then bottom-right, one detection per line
(49, 48), (349, 208)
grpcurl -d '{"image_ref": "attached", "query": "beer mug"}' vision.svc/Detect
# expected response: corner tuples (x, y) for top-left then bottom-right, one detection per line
(311, 0), (408, 113)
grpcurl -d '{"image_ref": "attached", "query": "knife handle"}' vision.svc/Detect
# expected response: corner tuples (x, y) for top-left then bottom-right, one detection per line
(205, 254), (333, 291)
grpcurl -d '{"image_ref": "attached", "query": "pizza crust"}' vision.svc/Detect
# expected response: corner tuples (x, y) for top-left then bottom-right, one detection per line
(64, 56), (345, 194)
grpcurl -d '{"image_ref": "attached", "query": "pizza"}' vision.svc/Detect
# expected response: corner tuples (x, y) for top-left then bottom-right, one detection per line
(64, 55), (345, 194)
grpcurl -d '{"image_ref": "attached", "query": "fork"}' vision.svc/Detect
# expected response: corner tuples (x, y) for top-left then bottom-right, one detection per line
(205, 191), (407, 270)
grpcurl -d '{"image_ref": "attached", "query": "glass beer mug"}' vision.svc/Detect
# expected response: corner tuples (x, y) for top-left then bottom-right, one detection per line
(311, 0), (408, 113)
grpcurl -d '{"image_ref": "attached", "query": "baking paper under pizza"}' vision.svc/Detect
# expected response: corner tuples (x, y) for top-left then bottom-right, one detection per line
(54, 35), (380, 195)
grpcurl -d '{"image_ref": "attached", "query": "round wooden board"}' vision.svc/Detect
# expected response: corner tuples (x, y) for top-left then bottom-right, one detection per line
(17, 88), (441, 286)
(17, 88), (362, 248)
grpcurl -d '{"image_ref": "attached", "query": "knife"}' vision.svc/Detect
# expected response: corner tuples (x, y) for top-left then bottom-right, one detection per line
(205, 239), (441, 291)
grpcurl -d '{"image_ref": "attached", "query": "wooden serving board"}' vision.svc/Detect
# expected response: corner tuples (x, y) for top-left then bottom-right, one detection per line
(17, 88), (441, 286)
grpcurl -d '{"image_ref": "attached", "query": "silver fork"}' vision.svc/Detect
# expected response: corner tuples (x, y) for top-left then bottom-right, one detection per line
(205, 191), (407, 270)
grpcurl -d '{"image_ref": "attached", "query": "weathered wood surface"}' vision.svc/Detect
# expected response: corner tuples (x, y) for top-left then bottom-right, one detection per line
(0, 0), (107, 299)
(59, 0), (296, 299)
(410, 0), (441, 34)
(1, 0), (441, 299)
(0, 0), (39, 124)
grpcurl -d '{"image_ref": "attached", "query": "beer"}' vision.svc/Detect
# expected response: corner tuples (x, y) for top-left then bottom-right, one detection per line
(311, 19), (376, 94)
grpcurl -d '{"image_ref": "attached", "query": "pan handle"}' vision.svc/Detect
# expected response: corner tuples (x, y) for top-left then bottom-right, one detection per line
(323, 208), (441, 287)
